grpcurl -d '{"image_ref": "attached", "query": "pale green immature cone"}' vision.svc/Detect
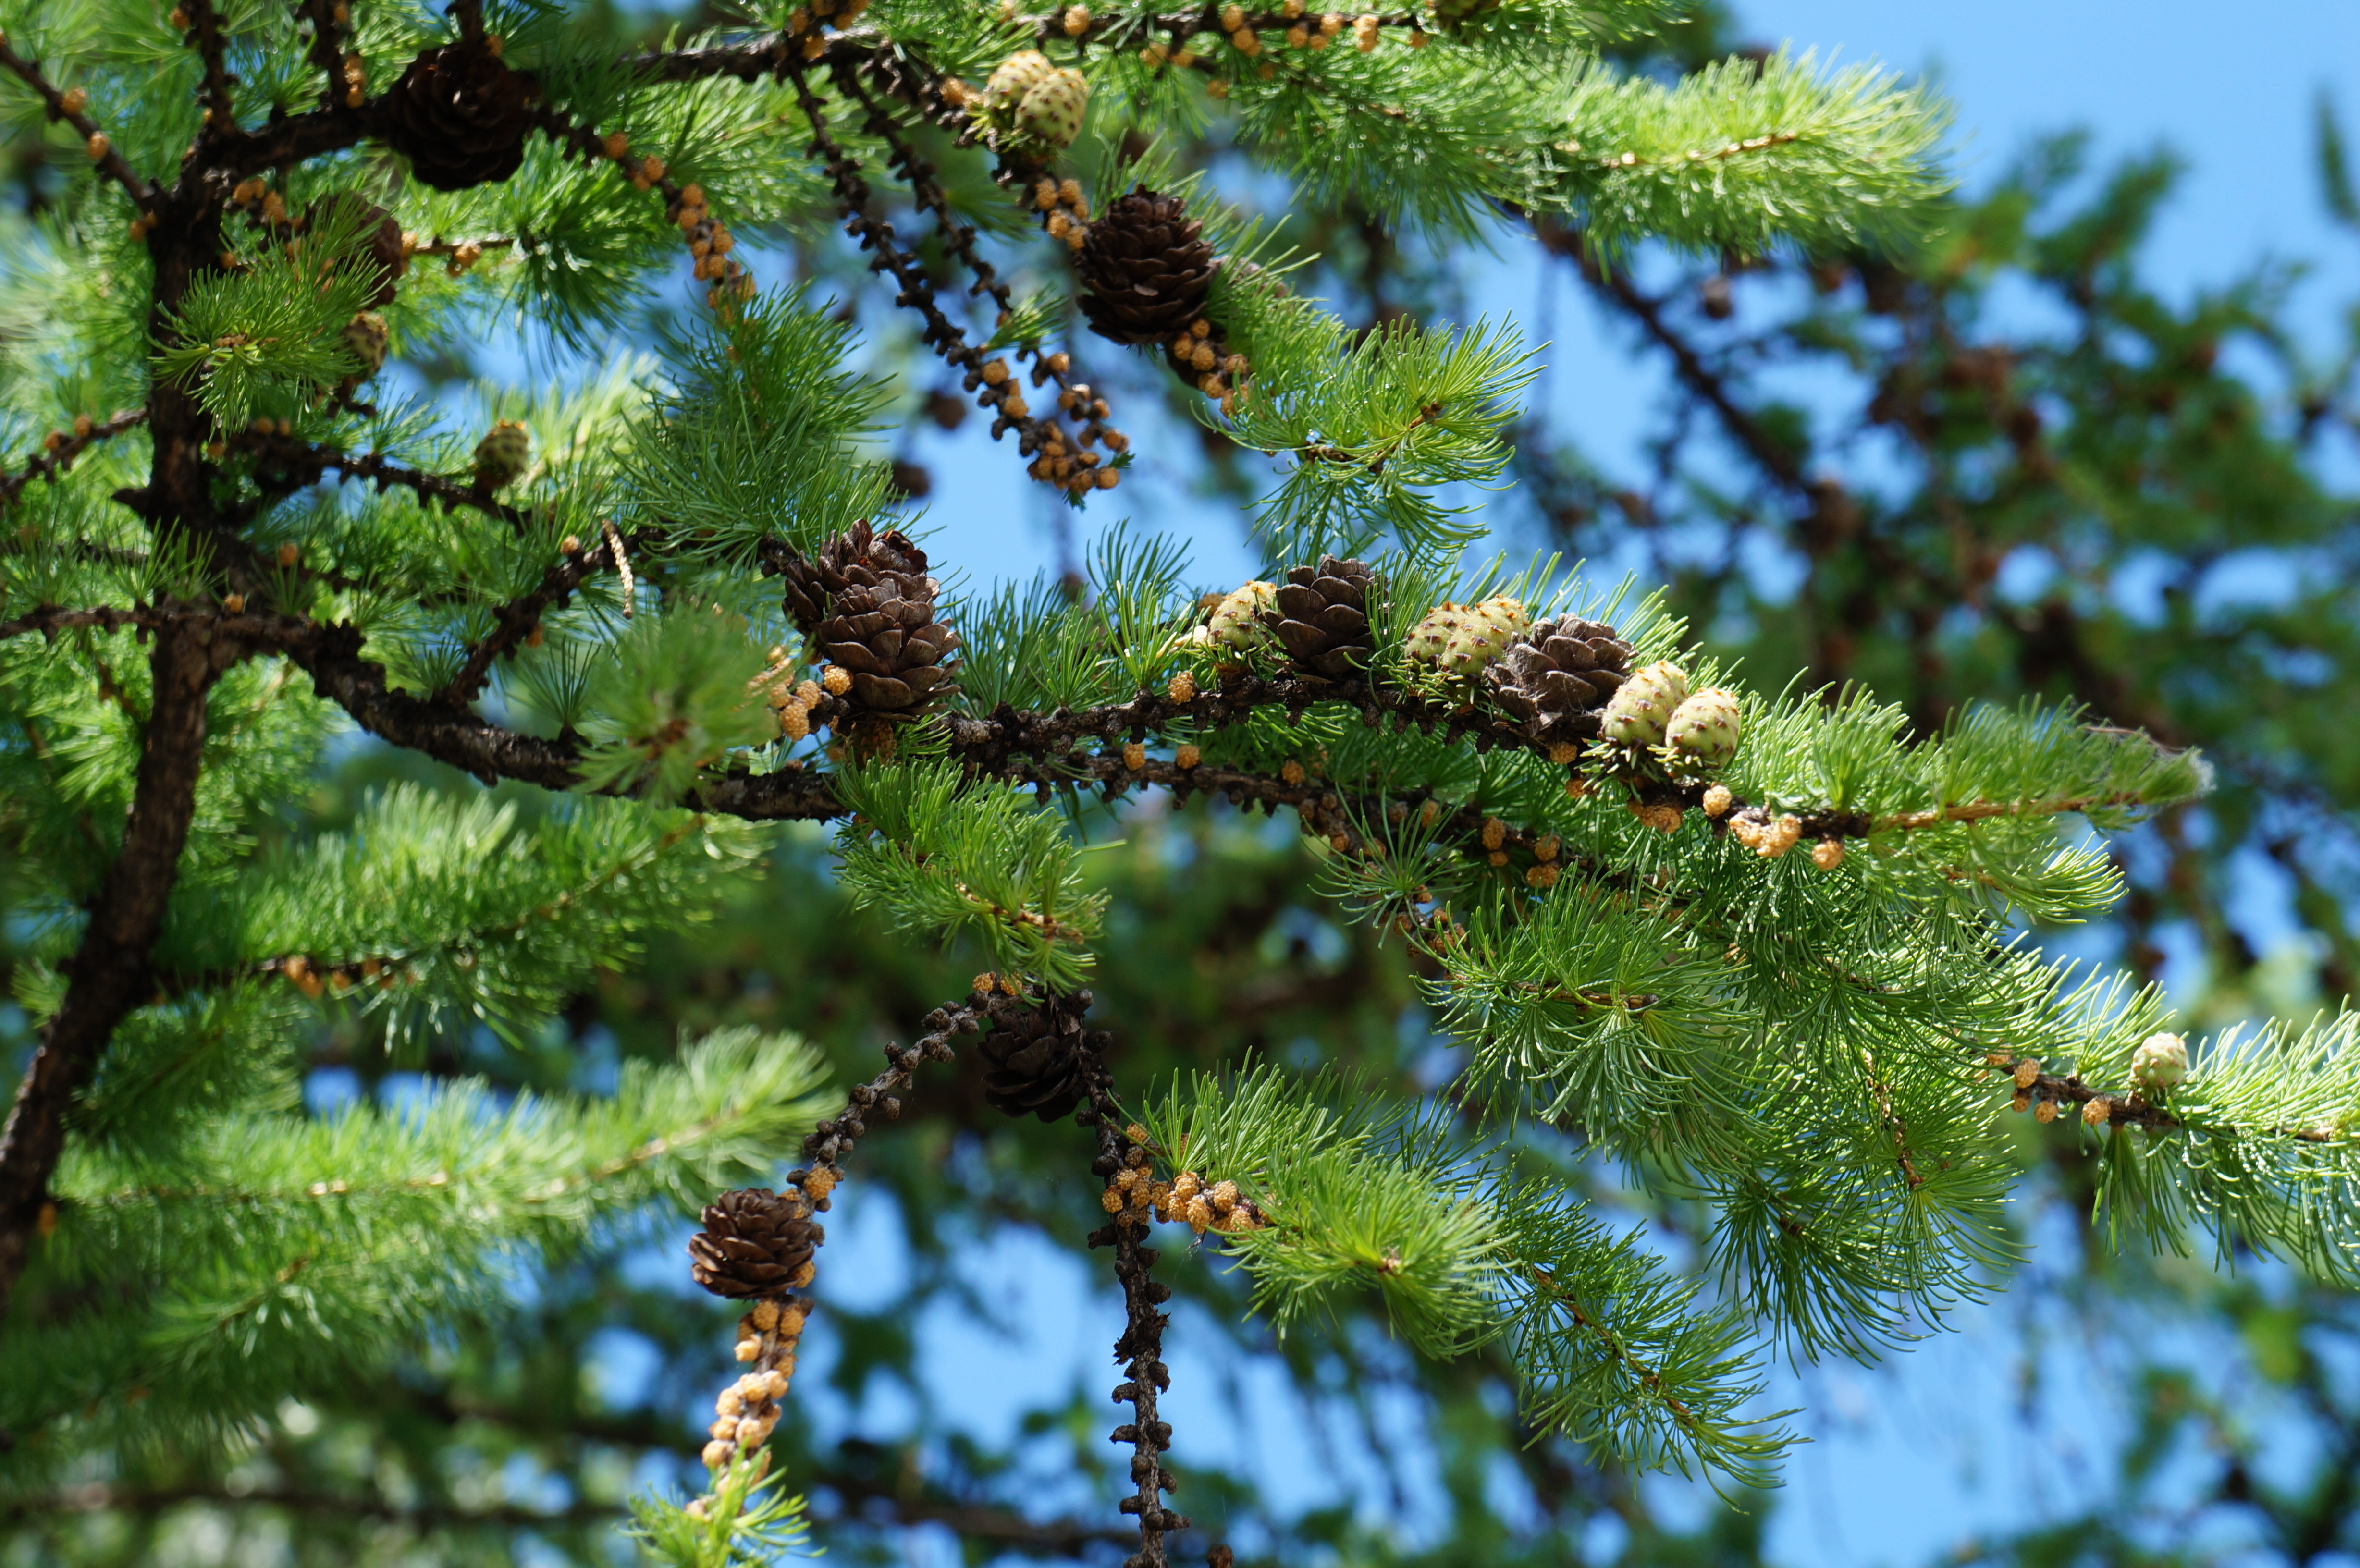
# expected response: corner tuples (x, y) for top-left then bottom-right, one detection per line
(2131, 1031), (2189, 1092)
(1599, 660), (1689, 746)
(1402, 601), (1466, 666)
(1443, 596), (1530, 678)
(472, 419), (531, 490)
(978, 49), (1054, 121)
(341, 311), (389, 378)
(1208, 580), (1277, 652)
(1663, 687), (1741, 773)
(1016, 68), (1089, 151)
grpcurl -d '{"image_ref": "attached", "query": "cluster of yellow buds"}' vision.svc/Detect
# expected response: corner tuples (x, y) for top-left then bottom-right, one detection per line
(752, 652), (828, 742)
(1701, 783), (1734, 817)
(1164, 316), (1250, 407)
(1146, 1170), (1267, 1236)
(1628, 801), (1684, 834)
(701, 1296), (811, 1473)
(278, 954), (397, 999)
(1729, 810), (1800, 856)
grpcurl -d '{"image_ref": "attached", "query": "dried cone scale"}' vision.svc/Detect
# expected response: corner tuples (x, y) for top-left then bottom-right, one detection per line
(380, 40), (533, 192)
(1260, 555), (1378, 676)
(688, 1187), (822, 1298)
(1076, 189), (1219, 347)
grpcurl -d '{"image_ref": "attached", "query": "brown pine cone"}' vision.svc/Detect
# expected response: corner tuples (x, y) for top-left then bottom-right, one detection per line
(688, 1188), (821, 1298)
(1075, 189), (1217, 346)
(781, 522), (933, 636)
(1260, 555), (1378, 677)
(816, 576), (961, 715)
(381, 41), (533, 192)
(1484, 616), (1635, 735)
(303, 194), (405, 307)
(979, 988), (1100, 1122)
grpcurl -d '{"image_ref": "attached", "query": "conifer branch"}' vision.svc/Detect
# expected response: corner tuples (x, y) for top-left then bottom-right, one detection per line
(0, 624), (228, 1315)
(178, 0), (239, 127)
(437, 527), (645, 708)
(780, 61), (1093, 492)
(829, 65), (1123, 479)
(292, 0), (353, 110)
(0, 602), (318, 648)
(0, 36), (157, 206)
(1080, 1040), (1188, 1568)
(234, 430), (539, 537)
(0, 408), (149, 505)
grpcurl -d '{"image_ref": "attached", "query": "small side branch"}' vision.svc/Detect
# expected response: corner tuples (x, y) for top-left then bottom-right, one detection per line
(0, 408), (149, 506)
(0, 37), (157, 206)
(234, 431), (538, 536)
(435, 527), (643, 708)
(179, 0), (240, 126)
(1079, 1030), (1188, 1568)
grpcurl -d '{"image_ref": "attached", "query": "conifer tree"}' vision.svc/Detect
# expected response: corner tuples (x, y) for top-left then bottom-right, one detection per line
(0, 0), (2352, 1564)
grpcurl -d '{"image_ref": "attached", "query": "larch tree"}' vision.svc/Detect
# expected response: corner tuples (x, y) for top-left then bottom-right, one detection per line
(0, 0), (2353, 1565)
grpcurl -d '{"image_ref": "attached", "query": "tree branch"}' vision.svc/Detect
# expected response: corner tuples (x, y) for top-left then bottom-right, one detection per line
(0, 407), (149, 506)
(0, 621), (236, 1314)
(0, 36), (157, 206)
(234, 431), (539, 537)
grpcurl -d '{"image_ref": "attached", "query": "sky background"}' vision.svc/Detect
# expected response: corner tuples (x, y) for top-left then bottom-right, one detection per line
(806, 4), (2360, 1564)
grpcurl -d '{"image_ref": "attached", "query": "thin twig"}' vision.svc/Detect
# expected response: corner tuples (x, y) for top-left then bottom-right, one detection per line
(0, 408), (149, 505)
(0, 36), (156, 205)
(1078, 1019), (1188, 1568)
(181, 0), (240, 126)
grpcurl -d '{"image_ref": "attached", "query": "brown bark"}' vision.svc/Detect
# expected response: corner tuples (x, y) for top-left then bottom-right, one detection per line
(0, 623), (227, 1314)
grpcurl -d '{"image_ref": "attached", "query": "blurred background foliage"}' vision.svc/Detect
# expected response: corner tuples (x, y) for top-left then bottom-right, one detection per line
(5, 0), (2360, 1564)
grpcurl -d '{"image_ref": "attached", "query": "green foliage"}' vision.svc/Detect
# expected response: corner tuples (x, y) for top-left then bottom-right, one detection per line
(5, 1027), (834, 1478)
(832, 759), (1108, 989)
(5, 0), (2358, 1563)
(625, 1453), (814, 1566)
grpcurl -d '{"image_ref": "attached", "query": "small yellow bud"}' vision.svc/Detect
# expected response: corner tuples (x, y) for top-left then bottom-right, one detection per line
(1280, 759), (1306, 785)
(1480, 817), (1506, 851)
(2034, 1098), (2059, 1124)
(2012, 1059), (2040, 1089)
(1101, 1187), (1125, 1213)
(1811, 840), (1845, 870)
(1701, 783), (1733, 818)
(821, 665), (852, 696)
(1175, 743), (1201, 770)
(1525, 863), (1560, 890)
(1063, 5), (1090, 34)
(2082, 1098), (2112, 1127)
(60, 87), (88, 115)
(86, 132), (110, 162)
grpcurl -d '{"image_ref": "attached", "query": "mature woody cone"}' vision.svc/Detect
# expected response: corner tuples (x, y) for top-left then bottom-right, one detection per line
(1485, 615), (1634, 734)
(817, 576), (961, 716)
(688, 1187), (821, 1298)
(978, 988), (1100, 1122)
(792, 524), (959, 716)
(780, 521), (932, 637)
(1075, 189), (1218, 346)
(382, 41), (533, 192)
(1260, 555), (1378, 676)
